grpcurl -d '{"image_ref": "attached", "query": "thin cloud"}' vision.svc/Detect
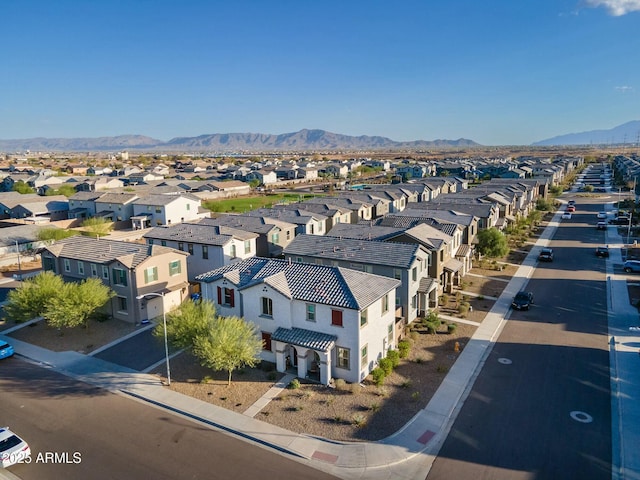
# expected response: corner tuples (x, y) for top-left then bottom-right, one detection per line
(582, 0), (640, 15)
(615, 85), (635, 93)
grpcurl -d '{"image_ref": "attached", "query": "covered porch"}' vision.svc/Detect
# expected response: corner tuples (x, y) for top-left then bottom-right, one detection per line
(271, 327), (337, 386)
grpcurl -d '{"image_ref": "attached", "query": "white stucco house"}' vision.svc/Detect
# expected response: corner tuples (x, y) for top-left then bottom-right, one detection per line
(196, 257), (400, 385)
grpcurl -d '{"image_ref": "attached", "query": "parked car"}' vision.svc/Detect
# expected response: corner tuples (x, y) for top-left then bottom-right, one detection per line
(511, 291), (534, 310)
(561, 211), (572, 219)
(597, 212), (608, 219)
(595, 246), (609, 258)
(0, 341), (14, 360)
(623, 260), (640, 273)
(596, 221), (607, 230)
(566, 205), (576, 212)
(567, 200), (576, 206)
(0, 427), (31, 468)
(538, 247), (554, 262)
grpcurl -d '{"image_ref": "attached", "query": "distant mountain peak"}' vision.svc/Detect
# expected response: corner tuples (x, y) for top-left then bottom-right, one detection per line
(533, 120), (640, 146)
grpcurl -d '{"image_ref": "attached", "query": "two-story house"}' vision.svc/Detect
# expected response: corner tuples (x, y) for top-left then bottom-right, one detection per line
(131, 193), (207, 228)
(196, 257), (400, 385)
(143, 222), (258, 281)
(40, 235), (189, 323)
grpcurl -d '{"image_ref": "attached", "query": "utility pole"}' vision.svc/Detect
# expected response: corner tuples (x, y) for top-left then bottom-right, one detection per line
(15, 240), (22, 280)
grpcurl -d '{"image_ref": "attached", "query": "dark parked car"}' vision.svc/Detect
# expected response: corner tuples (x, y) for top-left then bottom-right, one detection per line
(538, 247), (554, 262)
(595, 246), (609, 258)
(511, 291), (534, 310)
(596, 221), (607, 230)
(609, 217), (630, 225)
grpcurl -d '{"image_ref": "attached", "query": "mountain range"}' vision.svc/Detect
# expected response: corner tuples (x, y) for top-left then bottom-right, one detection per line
(533, 120), (640, 146)
(0, 129), (478, 153)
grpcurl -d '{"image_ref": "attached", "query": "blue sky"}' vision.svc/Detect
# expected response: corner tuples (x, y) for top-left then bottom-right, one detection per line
(1, 0), (639, 146)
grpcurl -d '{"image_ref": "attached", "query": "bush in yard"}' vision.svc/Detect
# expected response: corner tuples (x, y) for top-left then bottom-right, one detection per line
(447, 323), (458, 334)
(426, 322), (439, 334)
(288, 378), (301, 389)
(398, 340), (411, 358)
(378, 357), (394, 376)
(371, 367), (386, 386)
(387, 349), (400, 368)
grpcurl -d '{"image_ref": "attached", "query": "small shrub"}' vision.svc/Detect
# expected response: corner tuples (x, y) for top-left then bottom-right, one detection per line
(437, 365), (449, 374)
(477, 295), (485, 300)
(349, 382), (360, 394)
(371, 367), (386, 386)
(410, 331), (419, 341)
(352, 414), (366, 427)
(376, 386), (388, 397)
(369, 402), (380, 412)
(426, 323), (438, 335)
(400, 379), (412, 389)
(201, 375), (213, 384)
(398, 340), (411, 358)
(289, 378), (301, 390)
(379, 358), (394, 376)
(325, 395), (335, 406)
(334, 378), (347, 391)
(334, 416), (343, 424)
(411, 391), (421, 402)
(387, 349), (400, 368)
(447, 323), (458, 334)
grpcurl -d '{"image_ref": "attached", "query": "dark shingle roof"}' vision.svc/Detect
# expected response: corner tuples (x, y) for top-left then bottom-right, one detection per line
(271, 327), (336, 352)
(196, 257), (400, 310)
(143, 223), (257, 245)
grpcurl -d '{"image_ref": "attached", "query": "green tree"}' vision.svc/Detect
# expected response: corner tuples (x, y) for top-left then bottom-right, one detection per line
(476, 227), (509, 258)
(156, 299), (217, 350)
(4, 272), (65, 322)
(45, 278), (114, 330)
(44, 184), (77, 197)
(12, 181), (35, 194)
(193, 316), (263, 386)
(36, 227), (79, 242)
(82, 217), (113, 237)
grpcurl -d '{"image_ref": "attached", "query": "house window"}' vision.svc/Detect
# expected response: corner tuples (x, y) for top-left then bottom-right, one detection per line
(360, 308), (368, 327)
(230, 244), (236, 258)
(296, 257), (303, 263)
(393, 269), (402, 280)
(396, 288), (401, 306)
(155, 207), (162, 214)
(261, 297), (273, 317)
(187, 243), (194, 255)
(306, 304), (315, 322)
(337, 347), (350, 370)
(148, 239), (154, 245)
(412, 294), (417, 309)
(361, 345), (368, 369)
(117, 296), (128, 313)
(77, 261), (84, 275)
(364, 265), (373, 273)
(178, 242), (184, 251)
(169, 260), (181, 276)
(90, 264), (98, 277)
(216, 286), (235, 307)
(161, 240), (167, 247)
(262, 332), (272, 351)
(102, 266), (109, 280)
(202, 245), (209, 259)
(331, 309), (343, 327)
(244, 240), (251, 254)
(144, 266), (158, 284)
(382, 293), (389, 313)
(412, 267), (417, 282)
(271, 232), (279, 244)
(112, 268), (127, 286)
(42, 256), (56, 272)
(388, 323), (394, 344)
(64, 259), (70, 272)
(186, 203), (191, 211)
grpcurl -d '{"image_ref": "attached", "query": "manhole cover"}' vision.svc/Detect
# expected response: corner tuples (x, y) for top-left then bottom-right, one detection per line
(498, 358), (512, 365)
(570, 411), (593, 423)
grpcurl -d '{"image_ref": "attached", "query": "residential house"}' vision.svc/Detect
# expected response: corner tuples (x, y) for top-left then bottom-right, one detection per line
(196, 257), (401, 385)
(143, 222), (258, 281)
(131, 193), (206, 228)
(283, 234), (432, 324)
(10, 195), (70, 222)
(40, 235), (189, 323)
(94, 193), (139, 222)
(243, 208), (328, 236)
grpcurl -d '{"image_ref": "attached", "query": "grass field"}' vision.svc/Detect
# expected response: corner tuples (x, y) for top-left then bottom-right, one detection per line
(202, 193), (323, 213)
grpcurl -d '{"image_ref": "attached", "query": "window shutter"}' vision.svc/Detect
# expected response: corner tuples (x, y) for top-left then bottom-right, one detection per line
(217, 286), (222, 304)
(229, 289), (235, 307)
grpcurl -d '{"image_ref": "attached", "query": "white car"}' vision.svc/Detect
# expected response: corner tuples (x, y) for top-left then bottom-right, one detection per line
(561, 212), (572, 219)
(597, 212), (607, 219)
(0, 427), (31, 468)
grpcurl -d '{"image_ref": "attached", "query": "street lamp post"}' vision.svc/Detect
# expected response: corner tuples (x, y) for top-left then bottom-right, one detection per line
(136, 292), (171, 386)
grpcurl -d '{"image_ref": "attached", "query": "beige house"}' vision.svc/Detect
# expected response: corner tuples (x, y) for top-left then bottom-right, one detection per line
(40, 235), (189, 323)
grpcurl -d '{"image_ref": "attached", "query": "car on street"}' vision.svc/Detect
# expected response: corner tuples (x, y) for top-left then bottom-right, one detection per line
(623, 260), (640, 273)
(538, 247), (554, 262)
(0, 341), (14, 360)
(566, 205), (576, 212)
(609, 217), (630, 225)
(561, 212), (572, 219)
(0, 427), (31, 468)
(596, 221), (607, 230)
(567, 200), (576, 206)
(595, 246), (609, 258)
(511, 291), (534, 310)
(597, 212), (608, 219)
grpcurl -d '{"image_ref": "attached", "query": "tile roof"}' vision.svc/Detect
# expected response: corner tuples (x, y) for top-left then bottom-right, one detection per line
(271, 327), (337, 352)
(283, 234), (422, 269)
(133, 193), (201, 206)
(199, 215), (296, 234)
(43, 235), (185, 267)
(326, 223), (404, 241)
(196, 257), (400, 310)
(143, 223), (257, 245)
